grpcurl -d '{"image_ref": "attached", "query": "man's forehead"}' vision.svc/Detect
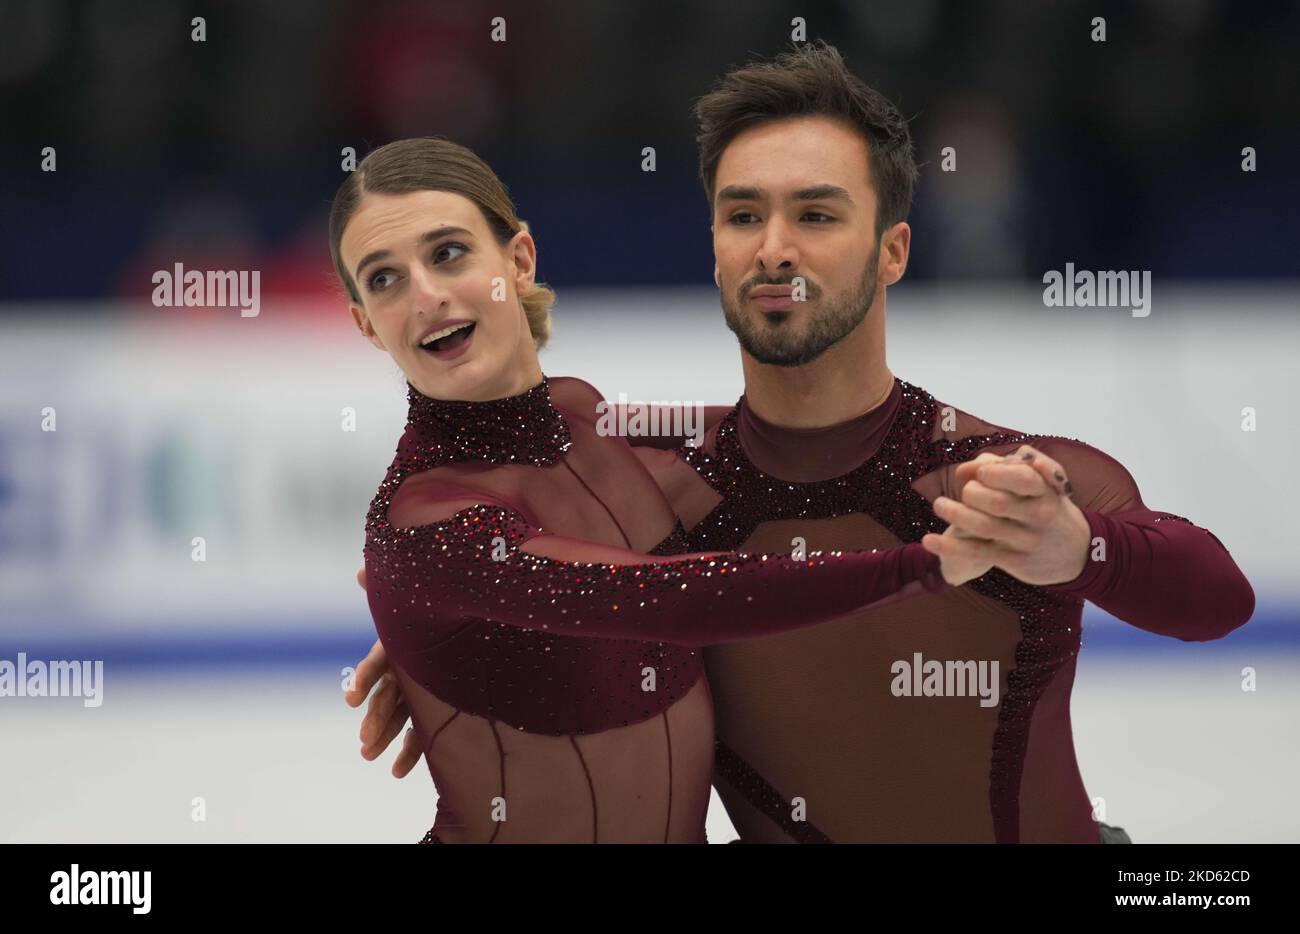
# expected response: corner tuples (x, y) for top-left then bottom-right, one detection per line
(715, 119), (872, 195)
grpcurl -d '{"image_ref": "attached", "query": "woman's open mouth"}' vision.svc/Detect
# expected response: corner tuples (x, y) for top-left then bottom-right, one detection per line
(419, 322), (476, 359)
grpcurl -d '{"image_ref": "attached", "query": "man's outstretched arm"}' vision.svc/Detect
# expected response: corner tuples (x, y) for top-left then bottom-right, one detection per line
(925, 442), (1254, 641)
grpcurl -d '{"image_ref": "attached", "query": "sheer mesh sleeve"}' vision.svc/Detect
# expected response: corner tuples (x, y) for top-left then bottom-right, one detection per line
(365, 501), (947, 648)
(920, 427), (1254, 641)
(553, 374), (730, 452)
(1029, 437), (1255, 640)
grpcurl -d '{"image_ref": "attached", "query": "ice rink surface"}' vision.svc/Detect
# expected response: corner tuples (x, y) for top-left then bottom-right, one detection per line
(3, 648), (1295, 843)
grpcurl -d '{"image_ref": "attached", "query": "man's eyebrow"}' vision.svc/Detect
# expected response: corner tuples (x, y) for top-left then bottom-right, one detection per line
(792, 184), (853, 204)
(715, 184), (854, 205)
(354, 226), (475, 280)
(716, 185), (765, 203)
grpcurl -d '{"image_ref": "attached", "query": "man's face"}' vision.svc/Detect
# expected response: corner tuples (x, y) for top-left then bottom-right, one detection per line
(711, 115), (883, 367)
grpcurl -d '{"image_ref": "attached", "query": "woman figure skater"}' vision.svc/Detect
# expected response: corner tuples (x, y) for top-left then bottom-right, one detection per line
(331, 137), (990, 843)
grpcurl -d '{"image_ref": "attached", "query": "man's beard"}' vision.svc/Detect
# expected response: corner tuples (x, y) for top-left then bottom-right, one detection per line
(721, 246), (880, 367)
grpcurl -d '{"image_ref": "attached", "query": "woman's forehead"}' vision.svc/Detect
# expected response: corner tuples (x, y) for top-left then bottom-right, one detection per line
(343, 190), (485, 258)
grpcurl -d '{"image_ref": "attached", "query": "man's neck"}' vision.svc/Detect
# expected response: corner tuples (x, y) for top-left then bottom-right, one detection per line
(739, 293), (893, 429)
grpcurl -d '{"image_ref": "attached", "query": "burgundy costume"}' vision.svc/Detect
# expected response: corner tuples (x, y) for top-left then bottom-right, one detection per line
(631, 377), (1255, 842)
(362, 376), (946, 843)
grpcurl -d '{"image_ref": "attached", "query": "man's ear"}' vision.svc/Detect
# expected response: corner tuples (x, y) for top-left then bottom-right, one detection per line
(713, 262), (721, 289)
(350, 303), (387, 352)
(879, 222), (911, 287)
(510, 228), (538, 294)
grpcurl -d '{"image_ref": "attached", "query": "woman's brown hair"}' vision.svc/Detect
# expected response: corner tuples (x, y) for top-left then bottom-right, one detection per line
(329, 137), (554, 347)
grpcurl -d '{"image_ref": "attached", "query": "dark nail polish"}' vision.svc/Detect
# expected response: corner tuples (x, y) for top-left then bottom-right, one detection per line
(1022, 453), (1033, 460)
(1064, 481), (1074, 494)
(1054, 471), (1064, 481)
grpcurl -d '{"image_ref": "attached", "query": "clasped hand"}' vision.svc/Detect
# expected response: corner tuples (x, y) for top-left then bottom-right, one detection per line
(922, 444), (1091, 587)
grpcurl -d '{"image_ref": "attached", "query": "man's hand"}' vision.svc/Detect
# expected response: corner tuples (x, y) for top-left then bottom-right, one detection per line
(347, 568), (421, 778)
(922, 444), (1091, 587)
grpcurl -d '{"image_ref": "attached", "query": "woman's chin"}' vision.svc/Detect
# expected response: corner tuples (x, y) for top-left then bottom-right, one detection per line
(410, 354), (506, 402)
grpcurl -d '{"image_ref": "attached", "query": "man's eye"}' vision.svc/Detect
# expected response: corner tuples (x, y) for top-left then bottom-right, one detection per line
(368, 271), (397, 292)
(727, 212), (758, 225)
(803, 212), (834, 222)
(434, 242), (469, 263)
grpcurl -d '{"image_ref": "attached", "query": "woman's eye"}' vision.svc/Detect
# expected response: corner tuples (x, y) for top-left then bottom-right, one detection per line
(434, 242), (468, 263)
(368, 271), (397, 292)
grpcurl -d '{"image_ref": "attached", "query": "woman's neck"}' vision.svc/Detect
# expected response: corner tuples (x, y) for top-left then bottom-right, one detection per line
(404, 374), (572, 467)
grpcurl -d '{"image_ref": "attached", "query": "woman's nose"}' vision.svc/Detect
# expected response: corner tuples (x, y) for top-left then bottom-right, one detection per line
(407, 265), (450, 317)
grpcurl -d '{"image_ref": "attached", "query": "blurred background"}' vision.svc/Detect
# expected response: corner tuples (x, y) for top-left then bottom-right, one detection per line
(1, 0), (1297, 842)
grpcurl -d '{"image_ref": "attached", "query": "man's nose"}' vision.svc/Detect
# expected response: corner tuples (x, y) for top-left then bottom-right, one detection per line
(756, 219), (799, 274)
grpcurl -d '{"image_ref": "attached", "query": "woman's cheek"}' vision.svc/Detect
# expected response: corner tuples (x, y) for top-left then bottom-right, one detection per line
(451, 278), (487, 322)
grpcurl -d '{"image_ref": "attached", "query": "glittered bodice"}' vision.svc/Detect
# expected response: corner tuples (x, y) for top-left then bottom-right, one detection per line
(662, 376), (1249, 844)
(680, 379), (1079, 843)
(365, 377), (707, 737)
(361, 374), (945, 842)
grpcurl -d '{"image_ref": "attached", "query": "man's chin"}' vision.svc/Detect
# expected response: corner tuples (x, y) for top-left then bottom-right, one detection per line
(724, 305), (832, 366)
(736, 333), (830, 368)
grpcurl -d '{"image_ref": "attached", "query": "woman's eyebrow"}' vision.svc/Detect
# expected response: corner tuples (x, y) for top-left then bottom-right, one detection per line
(354, 225), (475, 279)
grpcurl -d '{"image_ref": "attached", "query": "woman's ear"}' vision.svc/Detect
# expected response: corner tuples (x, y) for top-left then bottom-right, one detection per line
(350, 303), (387, 352)
(509, 227), (538, 293)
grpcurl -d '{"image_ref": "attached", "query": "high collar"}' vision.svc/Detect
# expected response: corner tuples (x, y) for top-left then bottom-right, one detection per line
(404, 376), (573, 467)
(735, 378), (903, 482)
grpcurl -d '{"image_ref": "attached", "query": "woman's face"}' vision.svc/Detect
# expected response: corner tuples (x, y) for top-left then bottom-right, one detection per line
(340, 189), (541, 401)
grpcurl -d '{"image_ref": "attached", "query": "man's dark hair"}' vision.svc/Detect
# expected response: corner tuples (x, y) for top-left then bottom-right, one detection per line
(693, 40), (917, 237)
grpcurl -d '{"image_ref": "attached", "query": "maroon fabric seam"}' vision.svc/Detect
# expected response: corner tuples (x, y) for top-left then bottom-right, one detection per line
(561, 459), (633, 548)
(568, 734), (599, 843)
(662, 713), (674, 844)
(489, 720), (505, 844)
(713, 738), (832, 843)
(424, 708), (461, 757)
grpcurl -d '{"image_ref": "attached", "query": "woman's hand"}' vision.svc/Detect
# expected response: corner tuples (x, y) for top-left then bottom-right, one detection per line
(923, 523), (996, 586)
